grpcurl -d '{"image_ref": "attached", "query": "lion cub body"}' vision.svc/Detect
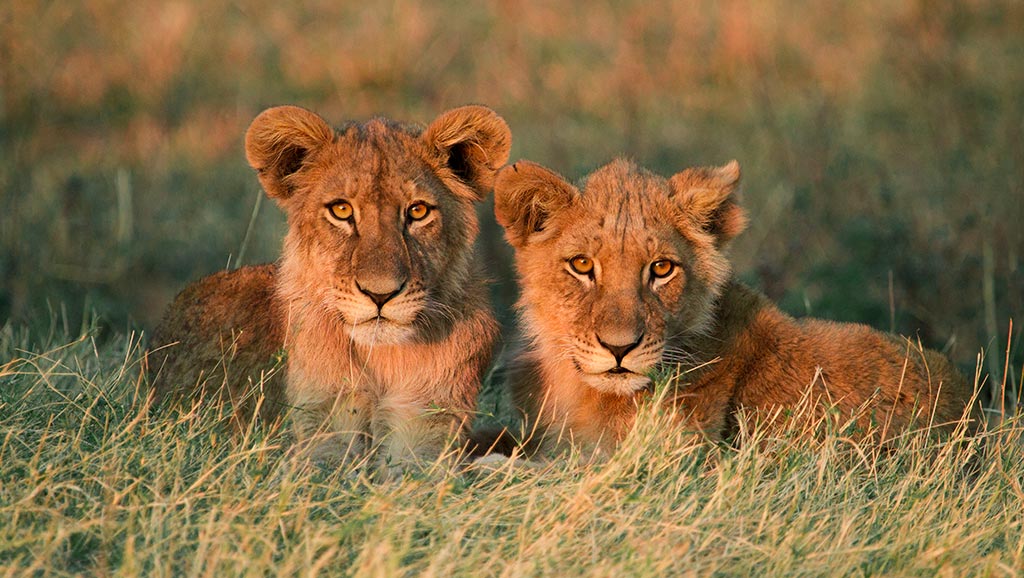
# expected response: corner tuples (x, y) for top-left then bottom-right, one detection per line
(494, 159), (976, 452)
(149, 264), (286, 428)
(149, 105), (510, 472)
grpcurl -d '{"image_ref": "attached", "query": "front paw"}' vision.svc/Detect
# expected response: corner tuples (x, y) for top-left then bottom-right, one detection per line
(373, 453), (419, 481)
(295, 431), (369, 472)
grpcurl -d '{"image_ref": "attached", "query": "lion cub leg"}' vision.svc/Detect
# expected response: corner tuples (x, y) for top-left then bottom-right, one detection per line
(372, 388), (468, 478)
(289, 382), (372, 469)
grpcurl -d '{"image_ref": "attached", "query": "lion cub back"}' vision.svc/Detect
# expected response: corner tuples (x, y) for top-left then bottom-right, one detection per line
(704, 282), (978, 438)
(146, 264), (286, 430)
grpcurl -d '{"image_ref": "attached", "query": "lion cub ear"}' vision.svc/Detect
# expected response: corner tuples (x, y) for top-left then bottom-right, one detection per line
(669, 160), (748, 246)
(494, 161), (580, 248)
(245, 106), (334, 200)
(422, 105), (512, 201)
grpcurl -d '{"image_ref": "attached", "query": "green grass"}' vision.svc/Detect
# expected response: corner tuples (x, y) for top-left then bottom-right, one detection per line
(2, 327), (1021, 576)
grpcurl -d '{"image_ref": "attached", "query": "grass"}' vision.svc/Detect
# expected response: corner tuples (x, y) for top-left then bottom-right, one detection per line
(2, 325), (1022, 576)
(2, 0), (1022, 574)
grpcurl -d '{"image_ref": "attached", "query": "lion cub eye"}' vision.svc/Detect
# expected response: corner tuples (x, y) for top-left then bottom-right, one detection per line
(407, 202), (431, 221)
(327, 201), (353, 221)
(569, 255), (594, 276)
(651, 259), (675, 279)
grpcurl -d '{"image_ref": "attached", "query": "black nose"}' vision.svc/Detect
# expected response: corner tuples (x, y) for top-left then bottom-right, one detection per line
(597, 334), (643, 365)
(357, 283), (404, 309)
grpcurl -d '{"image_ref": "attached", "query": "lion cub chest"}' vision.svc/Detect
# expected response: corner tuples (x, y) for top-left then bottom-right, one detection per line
(287, 328), (444, 397)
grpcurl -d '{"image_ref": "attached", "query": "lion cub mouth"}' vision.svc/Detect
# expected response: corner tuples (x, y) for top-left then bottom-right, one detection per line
(581, 366), (652, 395)
(347, 315), (417, 345)
(358, 314), (408, 326)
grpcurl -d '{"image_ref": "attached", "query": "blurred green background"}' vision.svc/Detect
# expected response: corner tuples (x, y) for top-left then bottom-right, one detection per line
(1, 0), (1021, 401)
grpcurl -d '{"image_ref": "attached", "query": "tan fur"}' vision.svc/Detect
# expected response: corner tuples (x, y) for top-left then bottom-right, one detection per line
(148, 105), (511, 473)
(494, 158), (978, 454)
(148, 264), (287, 431)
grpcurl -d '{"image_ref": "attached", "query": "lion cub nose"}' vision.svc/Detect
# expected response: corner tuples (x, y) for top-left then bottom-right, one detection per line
(357, 281), (406, 309)
(597, 333), (643, 365)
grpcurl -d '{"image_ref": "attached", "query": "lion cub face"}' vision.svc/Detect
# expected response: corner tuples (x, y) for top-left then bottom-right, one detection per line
(495, 159), (747, 395)
(245, 106), (510, 345)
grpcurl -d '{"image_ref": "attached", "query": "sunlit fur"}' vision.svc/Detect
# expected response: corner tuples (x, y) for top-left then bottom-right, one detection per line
(494, 158), (977, 454)
(149, 105), (510, 474)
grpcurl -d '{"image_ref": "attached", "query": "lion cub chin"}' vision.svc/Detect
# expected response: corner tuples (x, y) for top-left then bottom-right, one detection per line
(492, 158), (978, 454)
(148, 105), (511, 475)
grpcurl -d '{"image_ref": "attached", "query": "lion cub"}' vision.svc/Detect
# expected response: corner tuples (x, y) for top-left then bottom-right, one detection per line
(148, 105), (511, 473)
(493, 158), (977, 452)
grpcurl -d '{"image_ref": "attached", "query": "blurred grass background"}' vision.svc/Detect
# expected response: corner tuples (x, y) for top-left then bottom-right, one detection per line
(1, 0), (1021, 402)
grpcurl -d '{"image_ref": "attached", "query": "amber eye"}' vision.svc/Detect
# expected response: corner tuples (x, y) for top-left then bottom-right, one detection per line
(651, 259), (675, 279)
(407, 202), (431, 221)
(327, 201), (353, 221)
(569, 255), (594, 276)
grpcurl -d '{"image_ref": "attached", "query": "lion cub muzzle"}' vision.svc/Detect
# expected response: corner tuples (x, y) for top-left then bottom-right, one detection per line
(594, 293), (645, 369)
(345, 278), (422, 344)
(353, 241), (410, 313)
(597, 332), (643, 370)
(575, 294), (659, 394)
(356, 280), (406, 309)
(578, 332), (658, 395)
(343, 223), (422, 342)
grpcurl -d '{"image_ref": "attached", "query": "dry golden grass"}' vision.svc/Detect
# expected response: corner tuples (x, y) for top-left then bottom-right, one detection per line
(1, 326), (1021, 576)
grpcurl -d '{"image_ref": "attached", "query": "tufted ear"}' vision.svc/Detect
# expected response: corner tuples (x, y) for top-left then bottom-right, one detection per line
(422, 105), (512, 201)
(245, 106), (334, 200)
(494, 161), (580, 248)
(668, 160), (748, 247)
